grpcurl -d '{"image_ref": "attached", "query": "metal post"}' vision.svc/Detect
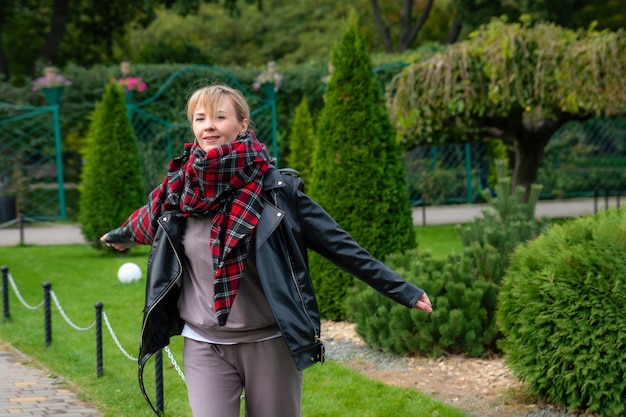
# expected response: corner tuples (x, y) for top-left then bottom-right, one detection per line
(464, 142), (472, 203)
(43, 282), (52, 347)
(18, 214), (24, 245)
(605, 189), (610, 210)
(95, 301), (103, 377)
(2, 266), (9, 320)
(52, 105), (67, 220)
(155, 349), (164, 414)
(261, 82), (279, 166)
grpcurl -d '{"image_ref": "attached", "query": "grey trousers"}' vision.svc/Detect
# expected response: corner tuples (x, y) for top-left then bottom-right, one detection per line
(183, 337), (303, 417)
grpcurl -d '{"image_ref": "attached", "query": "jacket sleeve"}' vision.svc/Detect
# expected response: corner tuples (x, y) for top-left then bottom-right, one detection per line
(104, 178), (169, 247)
(294, 186), (423, 309)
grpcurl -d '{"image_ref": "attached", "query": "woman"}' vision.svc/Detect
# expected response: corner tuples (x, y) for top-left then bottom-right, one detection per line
(102, 84), (432, 417)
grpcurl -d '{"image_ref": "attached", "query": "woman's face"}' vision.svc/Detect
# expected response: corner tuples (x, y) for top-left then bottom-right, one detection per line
(191, 96), (248, 153)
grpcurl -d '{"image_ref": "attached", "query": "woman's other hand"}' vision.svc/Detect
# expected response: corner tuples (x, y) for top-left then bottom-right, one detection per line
(100, 234), (129, 252)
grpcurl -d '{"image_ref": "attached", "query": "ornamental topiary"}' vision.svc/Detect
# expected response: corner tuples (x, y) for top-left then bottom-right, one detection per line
(79, 82), (145, 249)
(285, 97), (317, 186)
(497, 206), (626, 416)
(309, 11), (415, 320)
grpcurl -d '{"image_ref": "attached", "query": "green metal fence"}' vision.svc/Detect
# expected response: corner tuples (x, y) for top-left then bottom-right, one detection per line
(406, 117), (626, 205)
(537, 117), (626, 197)
(0, 100), (66, 222)
(126, 65), (278, 192)
(1, 64), (623, 222)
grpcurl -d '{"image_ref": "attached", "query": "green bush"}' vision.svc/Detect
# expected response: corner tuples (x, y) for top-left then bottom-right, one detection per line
(457, 160), (549, 284)
(285, 97), (317, 185)
(345, 249), (499, 357)
(309, 13), (415, 320)
(497, 206), (626, 416)
(78, 83), (145, 248)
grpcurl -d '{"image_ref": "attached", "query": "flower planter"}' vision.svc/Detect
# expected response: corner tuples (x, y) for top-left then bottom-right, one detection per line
(41, 86), (65, 105)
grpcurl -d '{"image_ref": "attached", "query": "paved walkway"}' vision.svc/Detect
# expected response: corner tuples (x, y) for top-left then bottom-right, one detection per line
(0, 197), (621, 247)
(0, 344), (100, 416)
(0, 196), (622, 416)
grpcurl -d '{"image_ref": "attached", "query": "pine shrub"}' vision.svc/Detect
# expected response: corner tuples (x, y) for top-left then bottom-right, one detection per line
(309, 12), (415, 320)
(285, 97), (317, 186)
(79, 83), (145, 248)
(497, 206), (626, 416)
(345, 249), (499, 357)
(457, 160), (549, 284)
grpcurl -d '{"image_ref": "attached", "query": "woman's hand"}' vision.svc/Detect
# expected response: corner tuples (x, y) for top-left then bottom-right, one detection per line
(100, 234), (128, 252)
(413, 292), (433, 313)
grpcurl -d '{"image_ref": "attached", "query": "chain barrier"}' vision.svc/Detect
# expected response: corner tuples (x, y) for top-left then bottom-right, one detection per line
(1, 268), (186, 383)
(50, 290), (96, 331)
(8, 273), (45, 310)
(165, 346), (186, 382)
(102, 311), (137, 362)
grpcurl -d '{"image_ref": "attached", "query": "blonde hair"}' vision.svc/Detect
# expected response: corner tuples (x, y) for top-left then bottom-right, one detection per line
(185, 84), (250, 124)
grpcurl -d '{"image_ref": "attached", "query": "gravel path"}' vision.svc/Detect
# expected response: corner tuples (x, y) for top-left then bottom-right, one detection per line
(321, 320), (594, 417)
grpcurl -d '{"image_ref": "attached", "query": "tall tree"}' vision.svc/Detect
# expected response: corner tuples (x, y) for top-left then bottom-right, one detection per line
(0, 0), (262, 80)
(310, 11), (415, 319)
(370, 0), (435, 52)
(388, 18), (626, 199)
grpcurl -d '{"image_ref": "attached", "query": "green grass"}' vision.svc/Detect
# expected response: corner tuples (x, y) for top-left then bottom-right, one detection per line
(414, 224), (463, 257)
(0, 233), (465, 417)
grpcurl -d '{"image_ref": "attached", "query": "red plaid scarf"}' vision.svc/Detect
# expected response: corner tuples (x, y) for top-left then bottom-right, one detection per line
(122, 132), (270, 325)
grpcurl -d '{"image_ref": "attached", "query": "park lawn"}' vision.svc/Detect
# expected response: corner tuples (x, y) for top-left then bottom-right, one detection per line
(414, 224), (464, 257)
(0, 225), (464, 417)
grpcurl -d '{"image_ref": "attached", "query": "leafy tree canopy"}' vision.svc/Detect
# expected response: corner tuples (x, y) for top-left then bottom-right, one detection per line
(388, 17), (626, 195)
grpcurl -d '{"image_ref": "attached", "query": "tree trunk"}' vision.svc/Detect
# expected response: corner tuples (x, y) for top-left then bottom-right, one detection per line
(370, 0), (394, 52)
(38, 0), (70, 68)
(0, 26), (9, 80)
(512, 135), (550, 200)
(444, 12), (462, 44)
(399, 0), (434, 52)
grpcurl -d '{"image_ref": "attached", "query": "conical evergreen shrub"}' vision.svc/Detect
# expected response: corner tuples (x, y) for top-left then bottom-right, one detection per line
(309, 12), (415, 319)
(79, 83), (145, 248)
(285, 97), (317, 186)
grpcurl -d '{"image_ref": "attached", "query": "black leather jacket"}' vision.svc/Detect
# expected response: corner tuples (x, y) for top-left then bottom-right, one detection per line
(106, 167), (424, 409)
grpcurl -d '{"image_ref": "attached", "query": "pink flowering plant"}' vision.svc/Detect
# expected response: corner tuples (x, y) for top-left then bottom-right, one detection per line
(253, 61), (283, 92)
(117, 76), (147, 92)
(31, 74), (72, 91)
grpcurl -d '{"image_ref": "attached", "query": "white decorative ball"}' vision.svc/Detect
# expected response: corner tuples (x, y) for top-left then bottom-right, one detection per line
(117, 262), (142, 284)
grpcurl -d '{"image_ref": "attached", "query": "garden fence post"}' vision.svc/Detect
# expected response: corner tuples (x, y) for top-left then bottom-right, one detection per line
(43, 282), (52, 347)
(95, 301), (103, 377)
(2, 266), (9, 320)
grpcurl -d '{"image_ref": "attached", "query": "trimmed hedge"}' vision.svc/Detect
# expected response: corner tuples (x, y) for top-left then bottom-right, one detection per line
(497, 206), (626, 416)
(78, 83), (145, 248)
(308, 13), (415, 320)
